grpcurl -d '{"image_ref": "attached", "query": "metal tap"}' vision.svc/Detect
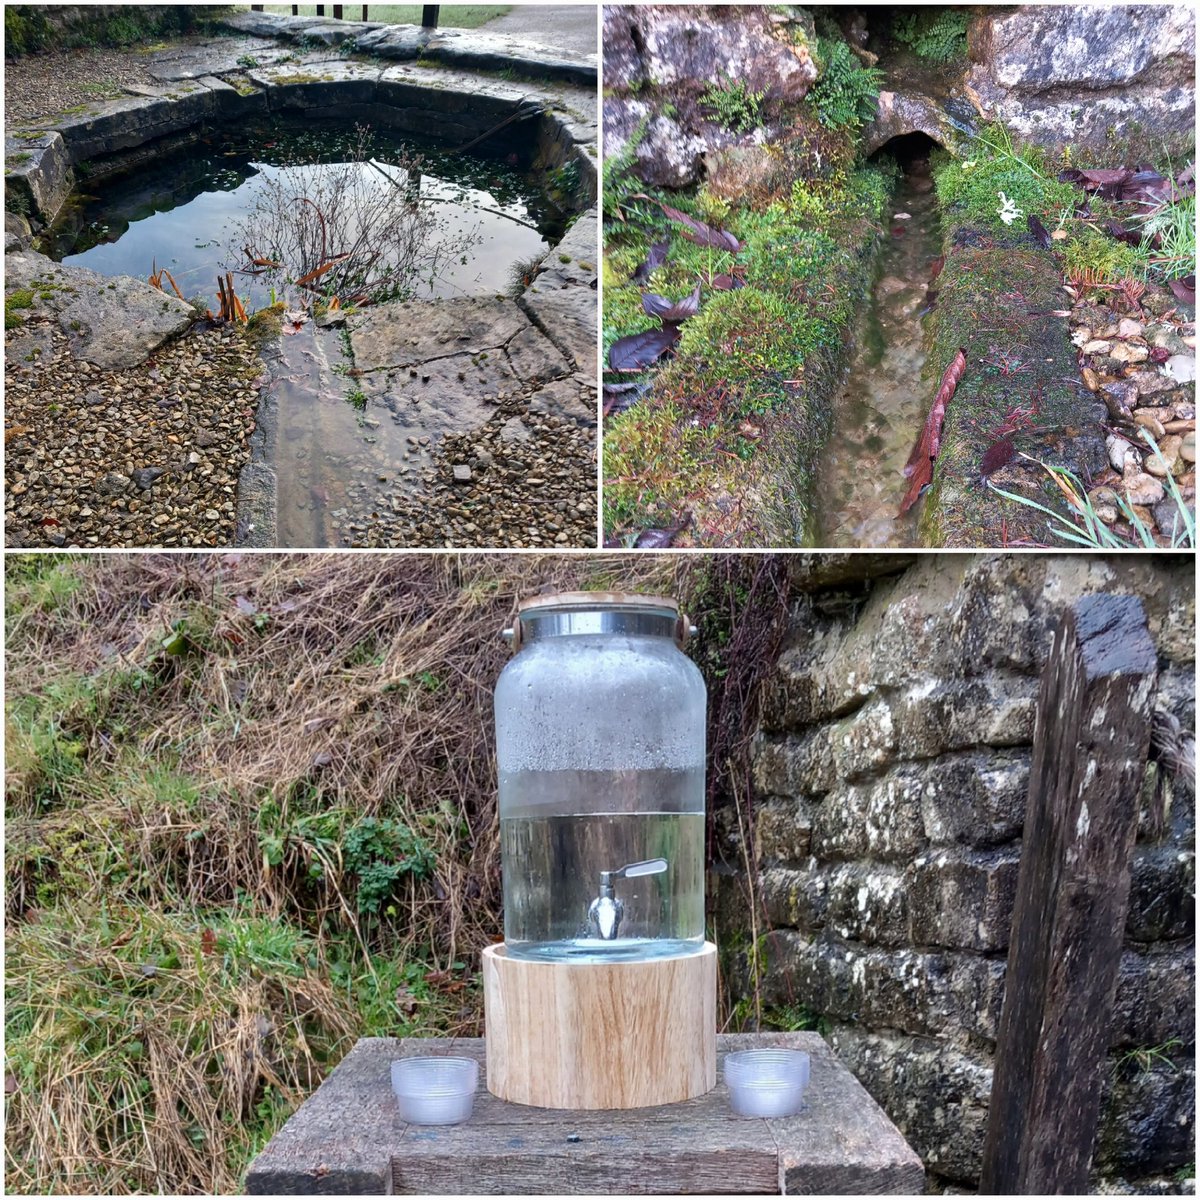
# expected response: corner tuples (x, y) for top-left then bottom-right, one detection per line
(587, 858), (668, 940)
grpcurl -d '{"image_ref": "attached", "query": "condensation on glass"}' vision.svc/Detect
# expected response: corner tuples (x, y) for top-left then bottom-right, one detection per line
(495, 592), (707, 963)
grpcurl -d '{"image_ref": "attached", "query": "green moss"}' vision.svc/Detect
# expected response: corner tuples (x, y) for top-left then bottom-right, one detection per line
(933, 128), (1079, 232)
(244, 302), (285, 347)
(6, 152), (32, 167)
(6, 288), (35, 329)
(1062, 226), (1145, 283)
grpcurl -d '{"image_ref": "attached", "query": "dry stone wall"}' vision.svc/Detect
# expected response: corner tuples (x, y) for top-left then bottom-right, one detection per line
(721, 554), (1194, 1189)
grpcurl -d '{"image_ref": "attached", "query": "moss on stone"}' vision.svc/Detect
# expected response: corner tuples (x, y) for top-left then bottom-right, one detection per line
(918, 222), (1107, 547)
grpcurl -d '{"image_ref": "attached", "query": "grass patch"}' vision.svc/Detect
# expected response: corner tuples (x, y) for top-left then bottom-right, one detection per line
(258, 4), (513, 28)
(11, 552), (760, 1191)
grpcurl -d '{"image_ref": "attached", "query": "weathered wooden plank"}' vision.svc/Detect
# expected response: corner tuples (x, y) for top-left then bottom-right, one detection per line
(246, 1033), (922, 1195)
(979, 594), (1158, 1195)
(421, 5), (439, 30)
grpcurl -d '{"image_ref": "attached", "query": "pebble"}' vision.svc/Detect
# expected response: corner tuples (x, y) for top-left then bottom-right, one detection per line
(1123, 472), (1165, 506)
(1165, 355), (1196, 383)
(5, 318), (259, 548)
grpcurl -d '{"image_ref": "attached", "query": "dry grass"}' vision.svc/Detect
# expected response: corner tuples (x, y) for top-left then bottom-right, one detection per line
(5, 550), (788, 1194)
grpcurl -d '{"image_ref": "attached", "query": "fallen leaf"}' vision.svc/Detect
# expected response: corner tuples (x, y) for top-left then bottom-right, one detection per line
(1026, 214), (1053, 249)
(710, 273), (745, 291)
(979, 439), (1015, 478)
(603, 380), (650, 418)
(634, 511), (692, 548)
(631, 194), (740, 252)
(200, 928), (217, 956)
(608, 326), (680, 371)
(1168, 276), (1196, 305)
(900, 348), (967, 514)
(640, 285), (700, 324)
(631, 239), (670, 283)
(234, 595), (257, 616)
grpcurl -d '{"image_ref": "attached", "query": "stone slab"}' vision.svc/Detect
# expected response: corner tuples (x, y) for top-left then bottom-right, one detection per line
(5, 249), (194, 370)
(220, 10), (595, 85)
(4, 130), (73, 224)
(245, 1033), (925, 1194)
(519, 210), (598, 378)
(346, 297), (533, 373)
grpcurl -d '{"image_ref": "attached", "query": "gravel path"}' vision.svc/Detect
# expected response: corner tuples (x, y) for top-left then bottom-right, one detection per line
(4, 46), (161, 126)
(482, 5), (597, 56)
(5, 317), (264, 548)
(332, 378), (597, 547)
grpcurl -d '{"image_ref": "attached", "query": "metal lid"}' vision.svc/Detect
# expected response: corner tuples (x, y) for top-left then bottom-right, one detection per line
(517, 591), (680, 615)
(506, 592), (692, 651)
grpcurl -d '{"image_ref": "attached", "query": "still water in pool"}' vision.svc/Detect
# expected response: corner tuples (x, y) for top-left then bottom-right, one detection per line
(41, 119), (567, 307)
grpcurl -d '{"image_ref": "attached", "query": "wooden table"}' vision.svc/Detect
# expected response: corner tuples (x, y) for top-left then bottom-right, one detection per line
(246, 1033), (925, 1194)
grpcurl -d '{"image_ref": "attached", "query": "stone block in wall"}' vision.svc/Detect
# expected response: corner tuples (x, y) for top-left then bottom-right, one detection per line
(948, 555), (1050, 674)
(830, 1026), (993, 1185)
(1126, 845), (1195, 943)
(1095, 1055), (1197, 1178)
(759, 866), (825, 931)
(752, 798), (814, 866)
(907, 848), (1021, 952)
(890, 676), (1038, 762)
(752, 727), (836, 798)
(920, 749), (1031, 847)
(1112, 947), (1196, 1051)
(812, 766), (926, 864)
(824, 863), (909, 946)
(830, 696), (898, 780)
(761, 933), (1004, 1042)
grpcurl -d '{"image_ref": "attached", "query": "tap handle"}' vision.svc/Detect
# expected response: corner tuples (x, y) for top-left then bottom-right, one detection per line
(614, 857), (668, 879)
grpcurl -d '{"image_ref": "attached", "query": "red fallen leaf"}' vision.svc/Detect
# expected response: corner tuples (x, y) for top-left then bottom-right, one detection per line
(200, 928), (217, 956)
(631, 239), (669, 283)
(1168, 276), (1196, 305)
(631, 194), (740, 252)
(282, 322), (304, 335)
(608, 326), (680, 372)
(1026, 214), (1053, 249)
(900, 348), (967, 514)
(41, 517), (60, 527)
(979, 438), (1016, 479)
(928, 255), (945, 280)
(1149, 346), (1171, 364)
(891, 226), (906, 237)
(641, 285), (700, 323)
(710, 273), (745, 291)
(634, 511), (692, 548)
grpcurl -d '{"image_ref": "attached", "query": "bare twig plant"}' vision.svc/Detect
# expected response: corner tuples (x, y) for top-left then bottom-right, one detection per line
(230, 125), (481, 308)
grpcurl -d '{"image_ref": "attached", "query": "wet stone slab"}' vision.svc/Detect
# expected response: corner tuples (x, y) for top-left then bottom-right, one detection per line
(5, 249), (194, 371)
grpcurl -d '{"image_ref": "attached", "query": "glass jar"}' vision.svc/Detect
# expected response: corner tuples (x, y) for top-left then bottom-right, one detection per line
(495, 592), (707, 963)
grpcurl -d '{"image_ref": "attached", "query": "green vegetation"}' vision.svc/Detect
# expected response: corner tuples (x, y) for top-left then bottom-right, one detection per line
(603, 154), (893, 542)
(1131, 192), (1196, 282)
(260, 4), (512, 28)
(1062, 227), (1143, 284)
(5, 287), (35, 330)
(933, 126), (1080, 233)
(4, 4), (205, 57)
(808, 39), (883, 129)
(6, 552), (779, 1192)
(892, 8), (971, 63)
(699, 74), (766, 135)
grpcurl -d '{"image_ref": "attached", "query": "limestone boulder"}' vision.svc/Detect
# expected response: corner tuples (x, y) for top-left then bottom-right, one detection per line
(5, 250), (194, 370)
(967, 4), (1195, 156)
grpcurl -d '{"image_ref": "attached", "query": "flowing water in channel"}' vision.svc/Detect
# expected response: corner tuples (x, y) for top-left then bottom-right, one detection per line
(815, 168), (943, 547)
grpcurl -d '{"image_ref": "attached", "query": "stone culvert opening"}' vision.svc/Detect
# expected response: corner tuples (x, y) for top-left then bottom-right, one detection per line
(869, 131), (944, 176)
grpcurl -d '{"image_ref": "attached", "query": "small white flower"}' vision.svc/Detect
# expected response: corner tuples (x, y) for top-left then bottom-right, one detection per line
(997, 191), (1022, 225)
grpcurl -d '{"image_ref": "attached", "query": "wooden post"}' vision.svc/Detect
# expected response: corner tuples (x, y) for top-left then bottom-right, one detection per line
(291, 3), (298, 14)
(316, 3), (325, 15)
(362, 3), (368, 17)
(421, 4), (440, 29)
(979, 595), (1158, 1195)
(251, 3), (263, 9)
(333, 3), (343, 17)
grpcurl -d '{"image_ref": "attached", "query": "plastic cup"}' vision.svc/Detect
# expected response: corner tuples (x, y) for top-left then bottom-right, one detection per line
(723, 1048), (810, 1118)
(390, 1056), (479, 1125)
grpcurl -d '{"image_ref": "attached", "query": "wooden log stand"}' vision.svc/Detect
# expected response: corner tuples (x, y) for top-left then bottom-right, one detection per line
(481, 941), (717, 1109)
